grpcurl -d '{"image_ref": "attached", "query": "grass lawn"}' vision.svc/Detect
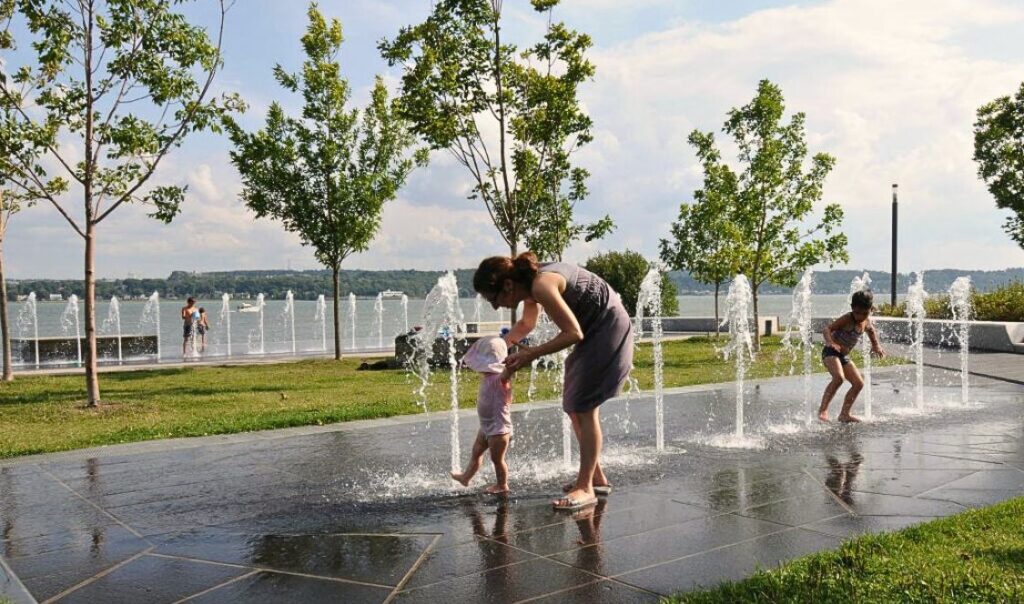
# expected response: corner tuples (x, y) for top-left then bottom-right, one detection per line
(0, 336), (900, 458)
(671, 496), (1024, 603)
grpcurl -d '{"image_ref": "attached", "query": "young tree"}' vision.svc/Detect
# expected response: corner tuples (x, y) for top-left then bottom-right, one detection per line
(695, 80), (847, 348)
(583, 250), (678, 317)
(0, 0), (241, 405)
(660, 130), (741, 335)
(380, 0), (611, 262)
(226, 4), (425, 360)
(974, 82), (1024, 248)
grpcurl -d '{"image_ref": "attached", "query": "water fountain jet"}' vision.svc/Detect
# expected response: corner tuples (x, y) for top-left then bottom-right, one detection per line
(906, 272), (928, 410)
(849, 272), (873, 419)
(636, 266), (665, 450)
(949, 276), (972, 404)
(785, 269), (814, 424)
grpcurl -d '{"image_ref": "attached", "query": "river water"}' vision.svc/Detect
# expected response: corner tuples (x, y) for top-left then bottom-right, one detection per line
(8, 293), (901, 367)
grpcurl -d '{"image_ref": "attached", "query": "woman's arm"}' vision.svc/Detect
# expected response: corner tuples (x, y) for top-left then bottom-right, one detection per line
(504, 299), (539, 346)
(504, 273), (582, 373)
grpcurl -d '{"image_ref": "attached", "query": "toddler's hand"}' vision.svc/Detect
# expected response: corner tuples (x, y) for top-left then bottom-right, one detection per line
(503, 350), (531, 374)
(871, 346), (885, 358)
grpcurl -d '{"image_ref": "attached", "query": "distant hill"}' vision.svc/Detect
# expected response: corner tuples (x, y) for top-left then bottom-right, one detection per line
(8, 267), (1023, 300)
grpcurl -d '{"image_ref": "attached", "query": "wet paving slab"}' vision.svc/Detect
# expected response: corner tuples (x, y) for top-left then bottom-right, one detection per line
(1, 366), (1023, 602)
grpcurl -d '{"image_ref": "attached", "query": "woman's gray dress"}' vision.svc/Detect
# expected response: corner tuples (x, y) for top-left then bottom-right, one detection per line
(538, 263), (634, 413)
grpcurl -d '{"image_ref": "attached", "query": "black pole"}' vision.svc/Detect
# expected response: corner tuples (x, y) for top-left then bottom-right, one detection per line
(891, 183), (898, 306)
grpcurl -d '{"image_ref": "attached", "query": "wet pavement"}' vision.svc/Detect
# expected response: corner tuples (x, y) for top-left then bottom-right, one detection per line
(2, 360), (1023, 603)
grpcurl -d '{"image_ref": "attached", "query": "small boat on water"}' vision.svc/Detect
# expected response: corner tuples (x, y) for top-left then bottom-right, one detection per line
(237, 303), (260, 313)
(380, 290), (405, 298)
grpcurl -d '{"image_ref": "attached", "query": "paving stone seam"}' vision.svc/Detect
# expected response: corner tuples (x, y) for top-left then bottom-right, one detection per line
(604, 524), (818, 597)
(37, 469), (148, 541)
(512, 577), (661, 604)
(914, 451), (1008, 466)
(0, 549), (37, 604)
(171, 569), (259, 604)
(834, 486), (972, 507)
(38, 546), (154, 604)
(526, 509), (796, 564)
(777, 513), (857, 539)
(730, 506), (853, 530)
(383, 533), (442, 604)
(396, 553), (539, 594)
(148, 551), (397, 589)
(801, 466), (859, 514)
(912, 469), (988, 499)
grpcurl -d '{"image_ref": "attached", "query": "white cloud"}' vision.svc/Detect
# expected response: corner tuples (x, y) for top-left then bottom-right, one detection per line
(571, 0), (1024, 271)
(7, 0), (1024, 280)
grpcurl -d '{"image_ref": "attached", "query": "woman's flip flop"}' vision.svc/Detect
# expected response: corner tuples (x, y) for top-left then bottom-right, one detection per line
(553, 494), (598, 511)
(562, 481), (612, 496)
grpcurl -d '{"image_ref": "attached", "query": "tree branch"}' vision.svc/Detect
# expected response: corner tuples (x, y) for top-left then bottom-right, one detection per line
(96, 0), (229, 224)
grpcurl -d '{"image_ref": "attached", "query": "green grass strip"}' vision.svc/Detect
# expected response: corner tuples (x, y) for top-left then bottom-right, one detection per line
(670, 496), (1024, 603)
(0, 337), (901, 458)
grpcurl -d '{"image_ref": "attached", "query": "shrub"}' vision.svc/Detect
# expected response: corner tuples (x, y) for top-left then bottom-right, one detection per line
(875, 281), (1024, 322)
(583, 250), (679, 316)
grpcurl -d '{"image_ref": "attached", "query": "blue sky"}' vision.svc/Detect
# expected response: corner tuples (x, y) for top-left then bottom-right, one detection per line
(6, 0), (1024, 279)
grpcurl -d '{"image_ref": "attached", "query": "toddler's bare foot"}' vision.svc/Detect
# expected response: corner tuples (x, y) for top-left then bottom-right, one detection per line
(484, 484), (509, 495)
(818, 410), (830, 422)
(838, 414), (861, 423)
(449, 471), (471, 487)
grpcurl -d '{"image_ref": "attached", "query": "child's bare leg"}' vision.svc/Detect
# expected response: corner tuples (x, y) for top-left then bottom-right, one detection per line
(451, 430), (489, 486)
(485, 434), (511, 494)
(819, 357), (845, 421)
(838, 363), (864, 422)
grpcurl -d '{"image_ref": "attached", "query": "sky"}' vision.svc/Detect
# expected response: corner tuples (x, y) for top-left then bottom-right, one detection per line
(5, 0), (1024, 279)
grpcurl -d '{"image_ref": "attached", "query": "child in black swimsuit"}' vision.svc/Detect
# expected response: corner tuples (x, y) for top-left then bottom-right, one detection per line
(819, 290), (885, 422)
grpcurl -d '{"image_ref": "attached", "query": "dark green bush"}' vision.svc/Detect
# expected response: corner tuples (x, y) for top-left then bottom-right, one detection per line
(583, 250), (679, 316)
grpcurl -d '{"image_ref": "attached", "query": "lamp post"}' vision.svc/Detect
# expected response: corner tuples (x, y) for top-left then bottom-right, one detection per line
(891, 184), (898, 307)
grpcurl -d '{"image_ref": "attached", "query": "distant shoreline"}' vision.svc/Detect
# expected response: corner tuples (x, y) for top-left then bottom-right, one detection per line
(8, 266), (1023, 300)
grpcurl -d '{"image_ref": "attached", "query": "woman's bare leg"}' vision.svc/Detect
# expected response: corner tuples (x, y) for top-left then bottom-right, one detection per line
(556, 408), (601, 505)
(568, 411), (608, 488)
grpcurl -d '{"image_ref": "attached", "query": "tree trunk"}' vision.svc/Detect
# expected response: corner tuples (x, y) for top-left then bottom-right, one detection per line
(84, 222), (101, 406)
(332, 263), (341, 360)
(83, 6), (100, 406)
(752, 284), (761, 352)
(0, 233), (12, 382)
(509, 240), (518, 325)
(713, 281), (720, 341)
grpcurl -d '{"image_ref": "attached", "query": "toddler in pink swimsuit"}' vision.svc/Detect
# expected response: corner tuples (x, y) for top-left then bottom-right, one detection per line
(450, 336), (514, 494)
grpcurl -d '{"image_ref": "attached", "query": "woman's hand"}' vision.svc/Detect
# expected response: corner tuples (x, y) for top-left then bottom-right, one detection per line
(871, 346), (886, 359)
(503, 349), (535, 375)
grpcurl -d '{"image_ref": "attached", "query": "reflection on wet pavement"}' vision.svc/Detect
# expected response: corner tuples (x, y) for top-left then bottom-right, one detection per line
(0, 366), (1022, 602)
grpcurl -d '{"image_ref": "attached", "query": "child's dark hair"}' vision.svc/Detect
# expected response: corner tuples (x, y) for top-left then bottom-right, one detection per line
(198, 307), (205, 313)
(851, 289), (873, 310)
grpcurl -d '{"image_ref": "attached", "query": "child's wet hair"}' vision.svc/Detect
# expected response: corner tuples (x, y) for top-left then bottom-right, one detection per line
(851, 289), (873, 310)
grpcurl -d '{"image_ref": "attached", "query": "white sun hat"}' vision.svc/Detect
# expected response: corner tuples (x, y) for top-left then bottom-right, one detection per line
(461, 335), (508, 374)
